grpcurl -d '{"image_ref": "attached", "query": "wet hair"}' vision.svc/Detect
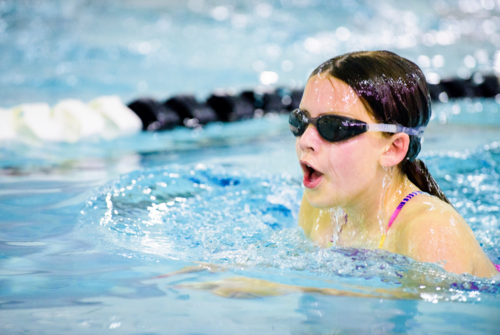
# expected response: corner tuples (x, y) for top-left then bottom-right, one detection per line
(310, 50), (451, 204)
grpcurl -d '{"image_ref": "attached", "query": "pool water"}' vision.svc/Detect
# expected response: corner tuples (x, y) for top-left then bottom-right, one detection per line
(2, 0), (500, 333)
(2, 109), (500, 333)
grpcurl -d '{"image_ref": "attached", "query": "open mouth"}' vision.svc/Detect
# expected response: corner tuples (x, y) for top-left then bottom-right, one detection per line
(300, 161), (324, 188)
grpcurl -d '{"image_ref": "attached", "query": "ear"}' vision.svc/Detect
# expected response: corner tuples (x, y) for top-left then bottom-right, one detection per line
(379, 133), (410, 168)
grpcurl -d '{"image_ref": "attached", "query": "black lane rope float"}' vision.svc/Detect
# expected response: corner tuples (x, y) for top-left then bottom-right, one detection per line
(127, 74), (500, 132)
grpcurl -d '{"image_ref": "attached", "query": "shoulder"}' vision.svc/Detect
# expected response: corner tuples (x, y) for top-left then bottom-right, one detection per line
(394, 194), (476, 274)
(400, 193), (465, 235)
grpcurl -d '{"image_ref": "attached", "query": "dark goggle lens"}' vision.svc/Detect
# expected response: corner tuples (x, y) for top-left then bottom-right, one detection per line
(289, 110), (305, 136)
(317, 116), (352, 142)
(289, 109), (367, 142)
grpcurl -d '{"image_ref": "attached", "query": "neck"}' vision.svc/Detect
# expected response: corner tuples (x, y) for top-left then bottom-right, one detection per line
(340, 168), (418, 248)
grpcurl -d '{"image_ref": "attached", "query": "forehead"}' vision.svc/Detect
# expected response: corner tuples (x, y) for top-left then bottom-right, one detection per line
(300, 74), (373, 121)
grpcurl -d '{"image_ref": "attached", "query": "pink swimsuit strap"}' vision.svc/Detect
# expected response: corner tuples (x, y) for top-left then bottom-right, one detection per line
(386, 191), (423, 232)
(378, 191), (423, 249)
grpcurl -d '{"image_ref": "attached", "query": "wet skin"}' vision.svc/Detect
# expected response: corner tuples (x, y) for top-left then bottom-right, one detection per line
(297, 74), (498, 278)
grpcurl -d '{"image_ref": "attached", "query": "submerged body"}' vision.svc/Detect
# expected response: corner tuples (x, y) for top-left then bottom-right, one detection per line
(295, 51), (498, 278)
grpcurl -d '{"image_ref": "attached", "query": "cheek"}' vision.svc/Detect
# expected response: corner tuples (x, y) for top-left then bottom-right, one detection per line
(324, 137), (379, 188)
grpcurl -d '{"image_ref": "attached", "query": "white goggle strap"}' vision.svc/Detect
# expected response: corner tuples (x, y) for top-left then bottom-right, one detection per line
(366, 124), (425, 137)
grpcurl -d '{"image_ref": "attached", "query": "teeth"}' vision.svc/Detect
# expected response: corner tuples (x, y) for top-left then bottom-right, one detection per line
(307, 164), (311, 168)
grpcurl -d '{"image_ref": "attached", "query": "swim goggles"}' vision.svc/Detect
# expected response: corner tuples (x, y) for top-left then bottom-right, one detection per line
(289, 109), (425, 143)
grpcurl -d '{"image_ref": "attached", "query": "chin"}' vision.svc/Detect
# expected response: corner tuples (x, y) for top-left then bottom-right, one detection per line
(304, 189), (335, 209)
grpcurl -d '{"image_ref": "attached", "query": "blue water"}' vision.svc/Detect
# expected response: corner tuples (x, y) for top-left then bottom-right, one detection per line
(2, 1), (500, 334)
(2, 111), (500, 333)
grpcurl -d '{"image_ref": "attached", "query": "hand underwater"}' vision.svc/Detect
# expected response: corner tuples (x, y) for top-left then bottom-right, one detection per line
(155, 263), (419, 300)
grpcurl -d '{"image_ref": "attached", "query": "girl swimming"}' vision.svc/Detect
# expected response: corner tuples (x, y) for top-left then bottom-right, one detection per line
(293, 50), (498, 278)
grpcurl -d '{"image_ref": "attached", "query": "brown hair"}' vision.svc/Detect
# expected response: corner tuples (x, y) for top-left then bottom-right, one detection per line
(310, 50), (451, 204)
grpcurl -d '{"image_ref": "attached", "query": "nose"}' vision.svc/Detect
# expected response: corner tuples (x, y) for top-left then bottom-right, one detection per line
(297, 123), (322, 153)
